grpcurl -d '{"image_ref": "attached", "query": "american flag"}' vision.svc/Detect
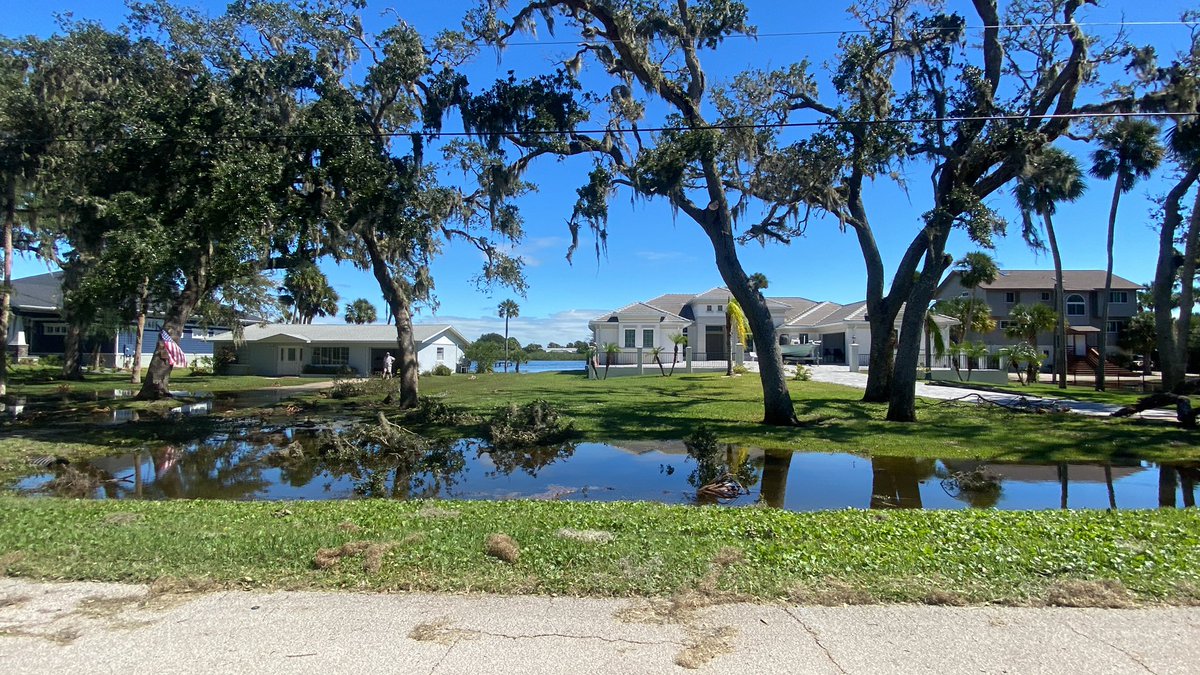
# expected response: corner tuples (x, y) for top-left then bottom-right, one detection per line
(160, 330), (188, 367)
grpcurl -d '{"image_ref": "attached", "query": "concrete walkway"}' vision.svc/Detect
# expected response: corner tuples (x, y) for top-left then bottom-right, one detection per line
(796, 365), (1176, 421)
(1, 579), (1197, 674)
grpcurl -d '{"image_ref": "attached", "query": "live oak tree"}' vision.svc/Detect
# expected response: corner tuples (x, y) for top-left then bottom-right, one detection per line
(471, 0), (810, 425)
(728, 0), (1112, 421)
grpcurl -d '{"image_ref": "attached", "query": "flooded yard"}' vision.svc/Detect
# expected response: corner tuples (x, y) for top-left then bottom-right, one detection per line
(12, 423), (1198, 511)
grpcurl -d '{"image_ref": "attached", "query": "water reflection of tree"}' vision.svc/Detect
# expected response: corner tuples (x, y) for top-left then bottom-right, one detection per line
(149, 438), (272, 500)
(759, 451), (792, 508)
(683, 428), (760, 503)
(935, 461), (1002, 509)
(871, 457), (936, 509)
(478, 441), (577, 479)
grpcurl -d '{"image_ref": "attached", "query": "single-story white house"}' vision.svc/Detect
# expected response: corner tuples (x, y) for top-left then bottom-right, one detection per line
(590, 287), (957, 368)
(210, 323), (470, 376)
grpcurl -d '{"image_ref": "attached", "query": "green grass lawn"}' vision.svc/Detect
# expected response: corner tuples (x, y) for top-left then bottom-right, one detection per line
(1, 498), (1197, 606)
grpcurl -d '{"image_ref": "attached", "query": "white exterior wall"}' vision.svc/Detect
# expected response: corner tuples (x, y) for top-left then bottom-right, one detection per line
(418, 335), (461, 372)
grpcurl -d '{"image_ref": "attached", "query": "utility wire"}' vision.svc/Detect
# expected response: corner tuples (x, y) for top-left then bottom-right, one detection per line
(3, 110), (1196, 146)
(501, 20), (1195, 46)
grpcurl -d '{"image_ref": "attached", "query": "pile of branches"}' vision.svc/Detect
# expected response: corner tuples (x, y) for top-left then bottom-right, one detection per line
(485, 400), (573, 449)
(940, 468), (1003, 500)
(407, 396), (479, 426)
(320, 412), (430, 460)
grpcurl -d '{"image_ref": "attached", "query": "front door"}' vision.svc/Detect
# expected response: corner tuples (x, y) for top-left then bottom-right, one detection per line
(1067, 335), (1085, 357)
(277, 346), (303, 376)
(705, 325), (726, 361)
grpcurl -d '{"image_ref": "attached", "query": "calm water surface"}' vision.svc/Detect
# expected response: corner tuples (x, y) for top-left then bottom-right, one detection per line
(15, 426), (1198, 510)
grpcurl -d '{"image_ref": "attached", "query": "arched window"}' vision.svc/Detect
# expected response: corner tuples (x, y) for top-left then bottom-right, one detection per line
(1066, 294), (1085, 317)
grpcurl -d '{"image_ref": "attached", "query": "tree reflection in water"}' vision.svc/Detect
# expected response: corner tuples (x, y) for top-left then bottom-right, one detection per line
(683, 426), (760, 504)
(870, 457), (936, 509)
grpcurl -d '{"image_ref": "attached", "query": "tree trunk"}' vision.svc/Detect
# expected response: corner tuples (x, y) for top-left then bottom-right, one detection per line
(390, 307), (420, 408)
(865, 322), (896, 399)
(1173, 189), (1200, 392)
(138, 248), (210, 400)
(696, 204), (797, 426)
(1045, 213), (1068, 389)
(1154, 167), (1199, 391)
(1159, 465), (1177, 509)
(362, 231), (419, 408)
(1105, 465), (1117, 511)
(61, 322), (85, 381)
(503, 316), (510, 373)
(130, 277), (148, 385)
(725, 310), (733, 376)
(1097, 177), (1123, 391)
(0, 187), (13, 397)
(887, 233), (951, 423)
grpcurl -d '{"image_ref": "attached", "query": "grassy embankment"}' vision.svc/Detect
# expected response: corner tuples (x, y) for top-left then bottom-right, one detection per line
(3, 365), (323, 397)
(1, 498), (1197, 606)
(927, 378), (1158, 407)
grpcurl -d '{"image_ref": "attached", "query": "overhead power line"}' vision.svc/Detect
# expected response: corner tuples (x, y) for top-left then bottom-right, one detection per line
(3, 110), (1197, 146)
(502, 20), (1195, 46)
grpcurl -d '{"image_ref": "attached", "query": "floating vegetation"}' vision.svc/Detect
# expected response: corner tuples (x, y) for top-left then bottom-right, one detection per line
(321, 412), (429, 460)
(940, 467), (1003, 507)
(485, 400), (573, 449)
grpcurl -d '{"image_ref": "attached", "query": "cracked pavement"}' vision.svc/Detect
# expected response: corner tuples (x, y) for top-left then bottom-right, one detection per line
(3, 579), (1199, 673)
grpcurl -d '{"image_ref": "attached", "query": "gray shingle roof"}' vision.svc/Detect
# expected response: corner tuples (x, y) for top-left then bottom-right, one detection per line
(10, 272), (64, 310)
(212, 323), (464, 346)
(951, 270), (1143, 291)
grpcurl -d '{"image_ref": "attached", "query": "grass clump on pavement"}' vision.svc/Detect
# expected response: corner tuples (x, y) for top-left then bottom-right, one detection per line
(1, 497), (1198, 606)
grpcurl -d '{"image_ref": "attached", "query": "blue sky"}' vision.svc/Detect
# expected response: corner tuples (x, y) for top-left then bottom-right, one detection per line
(7, 1), (1196, 346)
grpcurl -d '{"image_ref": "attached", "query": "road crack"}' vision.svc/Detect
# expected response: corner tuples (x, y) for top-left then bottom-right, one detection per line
(784, 608), (847, 674)
(472, 629), (682, 646)
(1063, 622), (1156, 674)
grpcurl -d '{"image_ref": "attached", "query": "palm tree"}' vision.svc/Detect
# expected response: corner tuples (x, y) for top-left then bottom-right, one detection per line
(602, 342), (620, 380)
(748, 273), (769, 293)
(725, 298), (750, 376)
(932, 297), (993, 345)
(497, 299), (519, 373)
(343, 298), (378, 324)
(649, 346), (666, 376)
(1004, 303), (1058, 383)
(669, 333), (687, 376)
(1090, 120), (1164, 391)
(954, 252), (999, 342)
(281, 262), (339, 324)
(1013, 146), (1087, 389)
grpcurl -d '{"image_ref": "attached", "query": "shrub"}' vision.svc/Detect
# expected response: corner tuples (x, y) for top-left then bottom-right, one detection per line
(40, 354), (63, 367)
(330, 376), (391, 399)
(214, 345), (239, 374)
(431, 363), (453, 376)
(793, 365), (812, 381)
(304, 364), (357, 376)
(189, 356), (214, 376)
(732, 364), (749, 375)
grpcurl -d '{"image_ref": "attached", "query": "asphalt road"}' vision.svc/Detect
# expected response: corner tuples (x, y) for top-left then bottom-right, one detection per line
(2, 579), (1197, 674)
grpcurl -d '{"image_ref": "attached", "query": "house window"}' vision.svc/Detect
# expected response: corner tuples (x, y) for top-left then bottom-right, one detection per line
(959, 292), (969, 298)
(436, 347), (445, 361)
(643, 329), (654, 348)
(1041, 291), (1051, 302)
(624, 329), (636, 348)
(706, 305), (712, 312)
(1109, 291), (1128, 304)
(1004, 292), (1016, 303)
(1066, 294), (1085, 317)
(998, 320), (1012, 330)
(311, 347), (349, 366)
(717, 305), (723, 312)
(1106, 321), (1126, 336)
(43, 323), (68, 336)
